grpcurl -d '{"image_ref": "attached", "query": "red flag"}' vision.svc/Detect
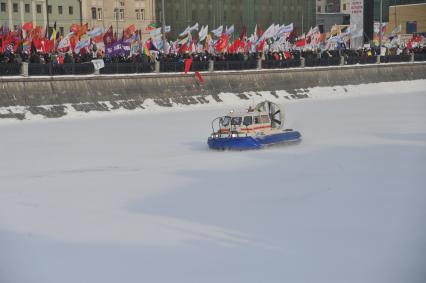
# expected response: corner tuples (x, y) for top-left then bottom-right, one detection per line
(257, 39), (266, 52)
(70, 24), (81, 33)
(295, 38), (306, 47)
(103, 25), (114, 46)
(239, 26), (247, 40)
(22, 22), (33, 32)
(195, 71), (204, 84)
(123, 24), (136, 41)
(184, 58), (193, 74)
(215, 34), (229, 53)
(257, 24), (263, 38)
(178, 43), (187, 54)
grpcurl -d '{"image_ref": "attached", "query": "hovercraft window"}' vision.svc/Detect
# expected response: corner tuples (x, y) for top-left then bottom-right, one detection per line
(220, 117), (231, 127)
(231, 117), (242, 126)
(254, 116), (261, 124)
(243, 116), (253, 126)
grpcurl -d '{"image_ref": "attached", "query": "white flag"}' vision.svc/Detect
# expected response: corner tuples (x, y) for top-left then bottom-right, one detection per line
(226, 25), (235, 36)
(189, 22), (199, 32)
(150, 27), (162, 38)
(276, 23), (294, 38)
(199, 25), (209, 42)
(179, 26), (190, 37)
(211, 25), (223, 37)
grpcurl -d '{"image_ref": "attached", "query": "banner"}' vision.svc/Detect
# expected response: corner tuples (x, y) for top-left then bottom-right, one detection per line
(105, 41), (130, 56)
(92, 59), (105, 70)
(350, 0), (364, 49)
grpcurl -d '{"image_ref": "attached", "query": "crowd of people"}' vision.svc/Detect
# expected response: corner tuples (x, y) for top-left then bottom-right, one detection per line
(1, 44), (426, 69)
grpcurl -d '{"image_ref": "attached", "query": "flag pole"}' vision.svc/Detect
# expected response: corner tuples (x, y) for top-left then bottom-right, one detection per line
(379, 0), (383, 53)
(161, 0), (166, 52)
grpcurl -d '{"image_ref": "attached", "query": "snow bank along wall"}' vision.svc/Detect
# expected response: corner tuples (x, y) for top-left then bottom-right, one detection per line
(0, 62), (425, 119)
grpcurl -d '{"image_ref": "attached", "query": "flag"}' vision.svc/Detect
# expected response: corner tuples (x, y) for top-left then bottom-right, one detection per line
(103, 25), (114, 46)
(75, 34), (91, 53)
(189, 22), (199, 33)
(276, 23), (294, 38)
(146, 23), (157, 31)
(211, 25), (223, 37)
(149, 27), (162, 38)
(179, 26), (191, 37)
(22, 22), (33, 32)
(70, 24), (81, 33)
(226, 25), (235, 36)
(165, 25), (171, 33)
(215, 33), (229, 53)
(295, 38), (306, 47)
(184, 58), (193, 74)
(87, 27), (104, 38)
(123, 24), (136, 41)
(199, 25), (208, 42)
(195, 71), (204, 84)
(239, 26), (247, 40)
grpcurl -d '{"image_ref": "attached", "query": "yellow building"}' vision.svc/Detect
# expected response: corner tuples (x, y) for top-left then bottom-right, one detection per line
(388, 3), (426, 34)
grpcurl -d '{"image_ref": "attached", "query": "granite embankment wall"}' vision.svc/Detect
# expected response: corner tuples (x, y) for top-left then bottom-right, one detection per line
(0, 62), (425, 119)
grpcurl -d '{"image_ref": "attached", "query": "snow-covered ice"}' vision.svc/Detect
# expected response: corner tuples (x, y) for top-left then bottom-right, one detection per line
(0, 81), (425, 283)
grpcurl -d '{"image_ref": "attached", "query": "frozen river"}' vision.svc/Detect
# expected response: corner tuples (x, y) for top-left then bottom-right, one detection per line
(1, 82), (426, 283)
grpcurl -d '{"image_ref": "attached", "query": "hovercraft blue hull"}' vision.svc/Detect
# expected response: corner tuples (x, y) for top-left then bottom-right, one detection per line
(208, 130), (301, 150)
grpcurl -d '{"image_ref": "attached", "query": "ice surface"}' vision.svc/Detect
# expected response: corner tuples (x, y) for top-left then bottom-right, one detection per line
(0, 81), (425, 283)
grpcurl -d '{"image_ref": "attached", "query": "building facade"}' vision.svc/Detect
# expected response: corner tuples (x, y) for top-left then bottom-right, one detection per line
(388, 3), (426, 33)
(316, 0), (327, 13)
(340, 0), (350, 13)
(374, 0), (426, 22)
(156, 0), (316, 38)
(81, 0), (155, 36)
(0, 0), (156, 37)
(0, 0), (80, 34)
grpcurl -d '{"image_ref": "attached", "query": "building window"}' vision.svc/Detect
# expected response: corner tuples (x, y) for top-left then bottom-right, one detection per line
(47, 5), (51, 14)
(343, 4), (346, 11)
(119, 8), (124, 20)
(113, 8), (118, 21)
(140, 8), (144, 20)
(58, 5), (62, 15)
(91, 7), (96, 19)
(69, 6), (73, 15)
(0, 3), (6, 12)
(135, 9), (140, 20)
(36, 4), (41, 13)
(13, 3), (18, 12)
(224, 10), (227, 22)
(97, 8), (102, 20)
(317, 6), (321, 13)
(176, 9), (179, 20)
(119, 1), (124, 7)
(25, 3), (30, 13)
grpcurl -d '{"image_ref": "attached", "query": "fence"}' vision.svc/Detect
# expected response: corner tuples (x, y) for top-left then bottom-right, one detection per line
(0, 63), (21, 76)
(213, 60), (257, 71)
(346, 56), (377, 65)
(28, 63), (95, 76)
(100, 62), (154, 74)
(305, 56), (341, 67)
(380, 55), (411, 63)
(160, 61), (209, 73)
(414, 53), (426, 62)
(4, 54), (426, 77)
(261, 59), (301, 69)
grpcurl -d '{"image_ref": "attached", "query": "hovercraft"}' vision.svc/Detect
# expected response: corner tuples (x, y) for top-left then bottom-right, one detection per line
(208, 101), (301, 150)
